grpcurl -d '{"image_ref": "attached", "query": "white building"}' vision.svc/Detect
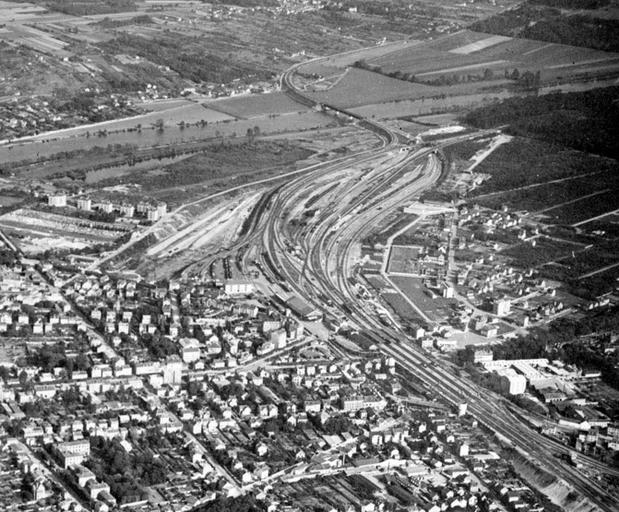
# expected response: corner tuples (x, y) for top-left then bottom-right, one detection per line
(473, 349), (493, 364)
(119, 204), (135, 217)
(48, 193), (67, 207)
(163, 356), (183, 385)
(156, 203), (167, 216)
(98, 201), (114, 214)
(224, 279), (254, 295)
(56, 439), (91, 468)
(270, 328), (287, 350)
(493, 298), (511, 316)
(146, 208), (160, 222)
(495, 368), (527, 395)
(77, 198), (92, 211)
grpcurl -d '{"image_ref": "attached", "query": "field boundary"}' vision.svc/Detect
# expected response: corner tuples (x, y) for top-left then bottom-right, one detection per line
(572, 207), (619, 227)
(535, 189), (610, 214)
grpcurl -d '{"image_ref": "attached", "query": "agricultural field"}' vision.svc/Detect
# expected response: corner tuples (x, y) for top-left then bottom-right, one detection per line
(307, 68), (434, 108)
(469, 138), (617, 198)
(307, 68), (506, 109)
(366, 29), (619, 85)
(0, 20), (71, 58)
(546, 190), (619, 226)
(297, 39), (423, 76)
(389, 276), (456, 324)
(2, 0), (504, 104)
(0, 208), (132, 254)
(502, 237), (585, 269)
(477, 168), (619, 213)
(347, 89), (514, 120)
(540, 239), (619, 298)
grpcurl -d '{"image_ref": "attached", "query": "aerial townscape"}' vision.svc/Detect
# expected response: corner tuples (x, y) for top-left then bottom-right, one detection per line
(0, 0), (619, 511)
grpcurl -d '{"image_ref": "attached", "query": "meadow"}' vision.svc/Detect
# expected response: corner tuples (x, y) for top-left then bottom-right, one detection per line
(208, 92), (307, 118)
(381, 291), (424, 323)
(390, 276), (455, 324)
(387, 245), (421, 274)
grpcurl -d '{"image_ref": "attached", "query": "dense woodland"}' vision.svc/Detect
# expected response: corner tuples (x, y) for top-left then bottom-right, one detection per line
(472, 2), (619, 52)
(463, 87), (619, 159)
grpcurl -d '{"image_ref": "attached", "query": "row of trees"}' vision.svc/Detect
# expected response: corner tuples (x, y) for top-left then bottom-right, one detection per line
(353, 60), (541, 90)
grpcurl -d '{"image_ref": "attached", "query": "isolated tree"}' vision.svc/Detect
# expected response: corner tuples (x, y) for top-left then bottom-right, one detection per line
(18, 370), (28, 386)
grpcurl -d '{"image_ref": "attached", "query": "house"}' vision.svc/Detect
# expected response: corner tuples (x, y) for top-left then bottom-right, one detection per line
(179, 337), (201, 363)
